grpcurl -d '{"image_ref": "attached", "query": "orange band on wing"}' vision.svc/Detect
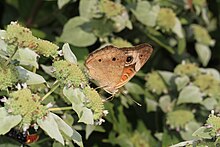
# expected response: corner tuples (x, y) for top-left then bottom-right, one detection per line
(119, 65), (136, 83)
(115, 64), (136, 89)
(121, 74), (129, 81)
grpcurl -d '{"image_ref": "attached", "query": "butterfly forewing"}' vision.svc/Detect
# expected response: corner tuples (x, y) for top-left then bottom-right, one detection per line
(85, 46), (126, 93)
(85, 43), (153, 94)
(115, 44), (153, 89)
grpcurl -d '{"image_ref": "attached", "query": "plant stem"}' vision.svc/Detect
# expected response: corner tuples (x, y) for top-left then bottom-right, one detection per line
(32, 66), (36, 73)
(41, 80), (60, 102)
(49, 106), (72, 111)
(4, 46), (18, 66)
(146, 33), (175, 54)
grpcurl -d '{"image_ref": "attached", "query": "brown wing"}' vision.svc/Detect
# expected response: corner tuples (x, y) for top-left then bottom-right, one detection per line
(85, 45), (126, 93)
(85, 43), (153, 94)
(115, 43), (153, 89)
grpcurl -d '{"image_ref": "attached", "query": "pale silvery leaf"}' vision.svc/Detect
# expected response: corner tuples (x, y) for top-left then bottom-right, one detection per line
(199, 68), (220, 80)
(0, 39), (8, 57)
(177, 85), (203, 104)
(192, 127), (212, 139)
(145, 99), (158, 112)
(57, 0), (70, 9)
(16, 66), (46, 85)
(78, 107), (94, 125)
(63, 87), (94, 125)
(60, 17), (97, 47)
(172, 18), (184, 38)
(37, 112), (64, 145)
(63, 87), (85, 104)
(79, 0), (99, 19)
(195, 43), (211, 66)
(51, 113), (83, 147)
(0, 107), (22, 135)
(131, 1), (160, 27)
(0, 30), (6, 38)
(85, 125), (96, 139)
(13, 48), (39, 68)
(175, 76), (190, 91)
(62, 43), (77, 64)
(158, 71), (174, 86)
(40, 64), (55, 77)
(159, 95), (173, 113)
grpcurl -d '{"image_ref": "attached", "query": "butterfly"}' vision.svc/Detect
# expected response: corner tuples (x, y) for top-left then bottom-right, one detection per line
(85, 43), (153, 94)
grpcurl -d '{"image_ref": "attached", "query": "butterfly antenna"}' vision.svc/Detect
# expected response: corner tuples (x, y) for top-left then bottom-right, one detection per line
(104, 94), (114, 102)
(131, 99), (142, 106)
(121, 91), (142, 106)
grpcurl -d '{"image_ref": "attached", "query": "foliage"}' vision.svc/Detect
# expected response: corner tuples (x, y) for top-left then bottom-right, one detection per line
(0, 0), (220, 147)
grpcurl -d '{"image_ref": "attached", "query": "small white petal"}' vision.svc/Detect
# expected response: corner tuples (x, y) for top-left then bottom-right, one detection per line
(0, 97), (7, 102)
(58, 50), (63, 56)
(46, 103), (53, 108)
(23, 124), (30, 132)
(182, 60), (186, 65)
(103, 110), (109, 116)
(211, 110), (215, 115)
(22, 83), (27, 88)
(7, 109), (13, 113)
(33, 123), (39, 131)
(16, 83), (22, 90)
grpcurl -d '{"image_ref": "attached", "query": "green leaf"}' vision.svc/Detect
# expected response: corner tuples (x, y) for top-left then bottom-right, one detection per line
(0, 136), (21, 146)
(200, 68), (220, 80)
(77, 107), (94, 125)
(63, 87), (85, 104)
(37, 112), (64, 145)
(60, 16), (97, 47)
(162, 128), (180, 147)
(192, 24), (215, 46)
(177, 85), (203, 104)
(51, 113), (83, 147)
(125, 82), (144, 95)
(146, 98), (158, 112)
(12, 47), (39, 68)
(195, 43), (211, 66)
(0, 107), (22, 135)
(71, 104), (94, 125)
(40, 64), (55, 77)
(16, 66), (46, 85)
(202, 97), (218, 110)
(159, 95), (173, 113)
(31, 28), (46, 39)
(79, 0), (99, 19)
(70, 46), (89, 61)
(0, 30), (6, 38)
(175, 75), (190, 91)
(192, 127), (213, 139)
(89, 19), (114, 37)
(158, 71), (174, 86)
(169, 140), (195, 147)
(62, 43), (77, 64)
(111, 12), (132, 32)
(52, 142), (63, 147)
(0, 38), (8, 57)
(172, 18), (184, 38)
(117, 106), (130, 134)
(86, 125), (96, 139)
(57, 0), (70, 9)
(177, 37), (186, 54)
(131, 1), (159, 27)
(63, 87), (94, 125)
(166, 110), (194, 129)
(180, 121), (201, 140)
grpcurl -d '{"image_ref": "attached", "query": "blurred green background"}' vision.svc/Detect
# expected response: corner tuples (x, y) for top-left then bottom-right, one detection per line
(0, 0), (220, 146)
